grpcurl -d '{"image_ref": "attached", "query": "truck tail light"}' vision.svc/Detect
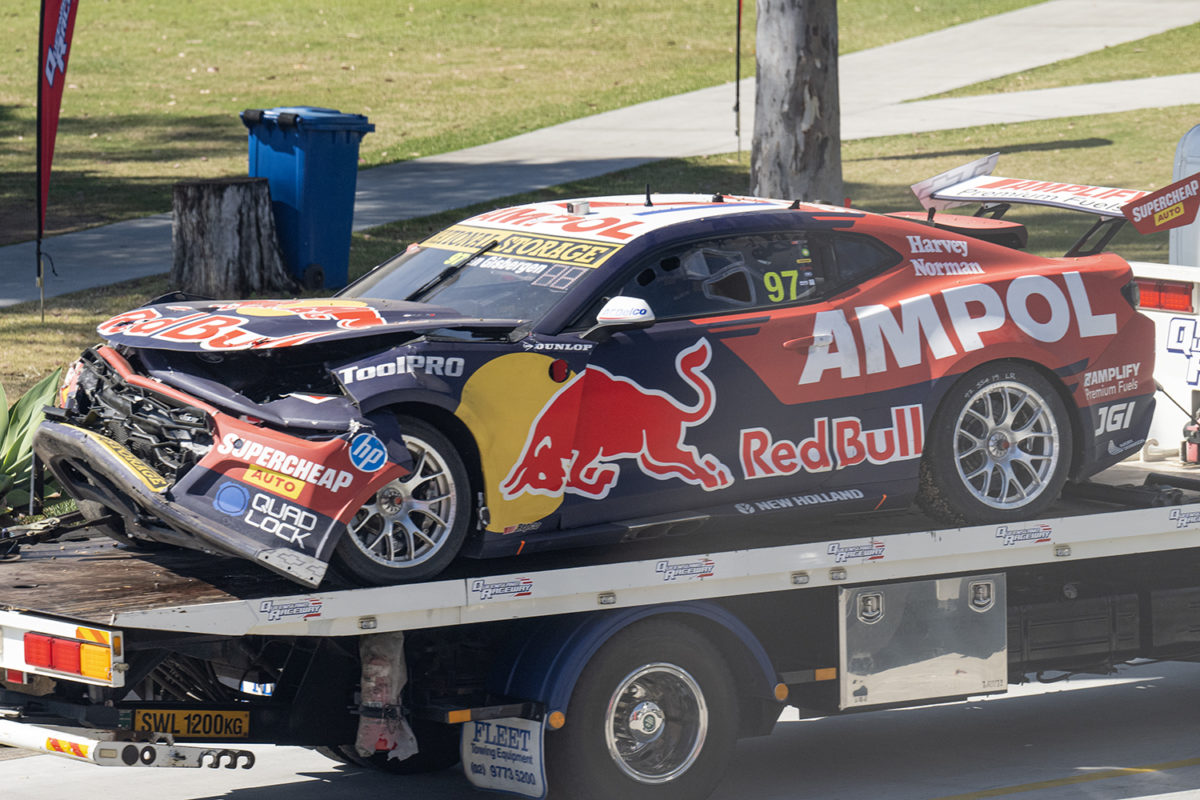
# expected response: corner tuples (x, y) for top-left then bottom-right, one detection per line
(23, 634), (54, 668)
(23, 632), (112, 681)
(1135, 278), (1194, 312)
(51, 639), (82, 674)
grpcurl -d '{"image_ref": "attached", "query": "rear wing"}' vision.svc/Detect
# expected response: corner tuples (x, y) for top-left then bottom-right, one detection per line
(911, 154), (1200, 256)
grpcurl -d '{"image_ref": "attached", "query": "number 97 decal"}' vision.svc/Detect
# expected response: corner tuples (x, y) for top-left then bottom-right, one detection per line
(763, 270), (814, 302)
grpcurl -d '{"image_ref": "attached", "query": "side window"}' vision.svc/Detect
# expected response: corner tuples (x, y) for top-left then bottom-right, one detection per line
(829, 233), (901, 286)
(746, 234), (827, 305)
(580, 232), (834, 323)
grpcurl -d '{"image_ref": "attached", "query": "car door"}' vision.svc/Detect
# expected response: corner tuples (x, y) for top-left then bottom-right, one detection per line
(542, 227), (900, 529)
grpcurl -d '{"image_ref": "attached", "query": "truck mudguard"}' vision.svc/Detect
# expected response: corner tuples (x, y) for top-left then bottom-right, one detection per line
(489, 601), (780, 718)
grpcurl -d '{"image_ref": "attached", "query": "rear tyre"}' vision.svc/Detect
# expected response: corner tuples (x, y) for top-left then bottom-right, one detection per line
(333, 416), (472, 585)
(546, 619), (739, 800)
(919, 361), (1072, 525)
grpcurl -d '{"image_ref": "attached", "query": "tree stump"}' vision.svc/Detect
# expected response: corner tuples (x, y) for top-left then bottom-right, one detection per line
(171, 177), (298, 299)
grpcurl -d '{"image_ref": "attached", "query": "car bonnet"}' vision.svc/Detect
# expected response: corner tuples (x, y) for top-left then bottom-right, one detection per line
(95, 297), (517, 352)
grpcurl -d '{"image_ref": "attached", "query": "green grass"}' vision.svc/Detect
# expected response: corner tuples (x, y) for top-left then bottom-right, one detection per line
(6, 102), (1191, 399)
(925, 22), (1200, 99)
(1, 1), (1193, 399)
(837, 0), (1039, 52)
(0, 0), (1043, 245)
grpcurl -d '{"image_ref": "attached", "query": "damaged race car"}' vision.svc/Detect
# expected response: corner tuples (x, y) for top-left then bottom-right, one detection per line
(34, 155), (1159, 588)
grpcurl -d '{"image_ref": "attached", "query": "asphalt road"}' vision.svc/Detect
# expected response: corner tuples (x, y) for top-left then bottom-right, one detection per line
(1, 660), (1198, 800)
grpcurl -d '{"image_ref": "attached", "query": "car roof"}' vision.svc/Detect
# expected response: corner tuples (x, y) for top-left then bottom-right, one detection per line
(454, 194), (857, 245)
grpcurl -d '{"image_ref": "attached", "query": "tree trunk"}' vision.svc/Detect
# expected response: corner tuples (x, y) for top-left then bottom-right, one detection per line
(171, 177), (297, 299)
(751, 0), (843, 203)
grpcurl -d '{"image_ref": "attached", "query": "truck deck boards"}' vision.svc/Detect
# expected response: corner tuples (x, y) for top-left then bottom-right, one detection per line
(2, 461), (1197, 632)
(0, 537), (296, 622)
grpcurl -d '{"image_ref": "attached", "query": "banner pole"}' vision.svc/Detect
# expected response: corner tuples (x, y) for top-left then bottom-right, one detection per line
(36, 0), (47, 322)
(735, 0), (742, 160)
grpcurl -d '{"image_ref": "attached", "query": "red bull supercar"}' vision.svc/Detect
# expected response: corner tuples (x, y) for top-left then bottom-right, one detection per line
(33, 163), (1158, 588)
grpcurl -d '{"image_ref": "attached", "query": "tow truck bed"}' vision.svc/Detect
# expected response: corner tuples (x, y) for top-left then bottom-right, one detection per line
(2, 462), (1196, 637)
(0, 537), (298, 623)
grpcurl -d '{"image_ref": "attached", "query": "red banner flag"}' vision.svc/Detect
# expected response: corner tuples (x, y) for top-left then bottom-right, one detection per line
(37, 0), (80, 238)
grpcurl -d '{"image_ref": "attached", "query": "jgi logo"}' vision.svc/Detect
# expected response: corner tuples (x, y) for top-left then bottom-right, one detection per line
(1094, 401), (1136, 436)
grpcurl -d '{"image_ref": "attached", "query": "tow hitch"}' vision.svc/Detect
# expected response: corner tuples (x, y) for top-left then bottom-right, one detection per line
(0, 718), (255, 769)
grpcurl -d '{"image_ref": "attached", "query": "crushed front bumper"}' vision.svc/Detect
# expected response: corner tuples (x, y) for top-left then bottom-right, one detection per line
(35, 408), (408, 588)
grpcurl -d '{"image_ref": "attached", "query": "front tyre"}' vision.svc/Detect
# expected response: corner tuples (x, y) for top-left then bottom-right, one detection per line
(546, 619), (739, 800)
(333, 416), (471, 584)
(919, 361), (1072, 525)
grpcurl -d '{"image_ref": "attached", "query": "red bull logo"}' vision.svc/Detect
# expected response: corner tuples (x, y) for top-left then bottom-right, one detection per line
(501, 339), (732, 500)
(215, 300), (386, 330)
(97, 300), (386, 351)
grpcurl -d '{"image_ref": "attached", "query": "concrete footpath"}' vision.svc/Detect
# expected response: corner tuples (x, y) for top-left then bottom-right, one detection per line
(2, 0), (1198, 307)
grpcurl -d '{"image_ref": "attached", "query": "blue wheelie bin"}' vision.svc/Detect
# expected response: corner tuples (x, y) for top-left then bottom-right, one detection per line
(241, 106), (374, 290)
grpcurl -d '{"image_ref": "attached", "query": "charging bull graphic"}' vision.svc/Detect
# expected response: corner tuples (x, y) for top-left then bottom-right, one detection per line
(214, 300), (387, 330)
(501, 339), (733, 500)
(95, 300), (390, 352)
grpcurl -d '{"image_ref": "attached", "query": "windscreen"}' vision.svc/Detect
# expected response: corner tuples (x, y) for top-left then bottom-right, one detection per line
(341, 225), (612, 321)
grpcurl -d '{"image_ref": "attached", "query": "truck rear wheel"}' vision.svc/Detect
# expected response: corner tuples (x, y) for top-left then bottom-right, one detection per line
(546, 618), (738, 800)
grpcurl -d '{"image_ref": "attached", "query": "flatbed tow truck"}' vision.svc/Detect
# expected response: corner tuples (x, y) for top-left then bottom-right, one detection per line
(5, 166), (1200, 799)
(3, 462), (1200, 800)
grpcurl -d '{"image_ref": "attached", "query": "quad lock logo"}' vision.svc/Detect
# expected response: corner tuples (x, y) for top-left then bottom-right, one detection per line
(655, 558), (715, 581)
(213, 483), (317, 549)
(469, 577), (534, 600)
